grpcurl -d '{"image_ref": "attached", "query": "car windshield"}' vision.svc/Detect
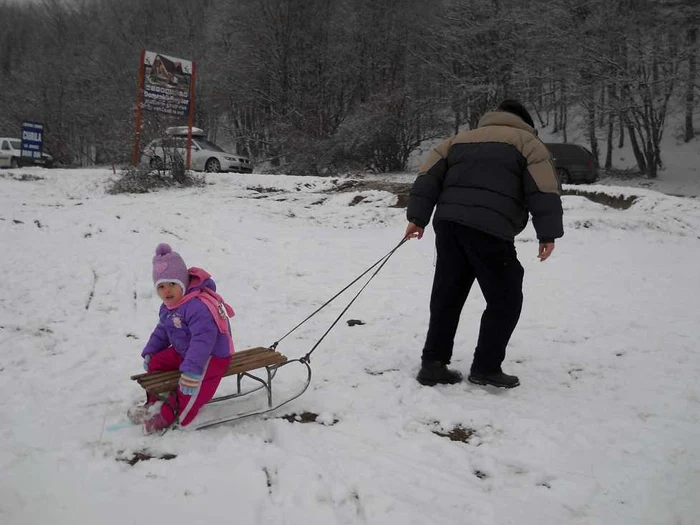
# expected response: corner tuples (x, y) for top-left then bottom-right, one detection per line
(193, 138), (226, 152)
(10, 139), (21, 149)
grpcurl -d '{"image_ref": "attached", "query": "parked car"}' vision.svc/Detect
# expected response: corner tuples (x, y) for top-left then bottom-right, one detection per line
(140, 127), (253, 173)
(0, 137), (54, 168)
(544, 142), (598, 184)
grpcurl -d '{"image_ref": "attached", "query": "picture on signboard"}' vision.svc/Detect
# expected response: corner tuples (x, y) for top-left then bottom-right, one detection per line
(147, 54), (189, 88)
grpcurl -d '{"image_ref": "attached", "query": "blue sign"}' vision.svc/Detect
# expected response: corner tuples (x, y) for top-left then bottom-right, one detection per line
(21, 121), (44, 160)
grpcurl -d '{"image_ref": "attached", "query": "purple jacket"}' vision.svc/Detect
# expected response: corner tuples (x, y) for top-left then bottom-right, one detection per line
(142, 268), (234, 375)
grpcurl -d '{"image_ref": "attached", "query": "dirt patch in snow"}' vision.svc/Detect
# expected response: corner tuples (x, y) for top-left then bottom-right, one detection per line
(326, 180), (411, 208)
(327, 179), (637, 210)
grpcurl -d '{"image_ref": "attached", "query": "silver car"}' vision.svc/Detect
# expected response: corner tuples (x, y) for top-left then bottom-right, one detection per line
(140, 128), (253, 173)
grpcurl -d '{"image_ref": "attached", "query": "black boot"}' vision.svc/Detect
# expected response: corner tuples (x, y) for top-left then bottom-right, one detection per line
(416, 361), (463, 386)
(468, 369), (520, 388)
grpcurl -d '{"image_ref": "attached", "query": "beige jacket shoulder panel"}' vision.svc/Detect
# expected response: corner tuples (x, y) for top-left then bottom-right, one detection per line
(418, 136), (455, 174)
(521, 135), (560, 194)
(449, 111), (531, 154)
(480, 111), (560, 195)
(418, 111), (559, 195)
(478, 111), (534, 133)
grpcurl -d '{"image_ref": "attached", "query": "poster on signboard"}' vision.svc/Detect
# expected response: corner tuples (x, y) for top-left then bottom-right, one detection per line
(21, 121), (44, 160)
(142, 51), (193, 116)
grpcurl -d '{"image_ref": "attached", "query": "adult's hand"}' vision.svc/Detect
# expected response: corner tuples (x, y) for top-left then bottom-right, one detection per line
(538, 242), (555, 262)
(404, 222), (424, 240)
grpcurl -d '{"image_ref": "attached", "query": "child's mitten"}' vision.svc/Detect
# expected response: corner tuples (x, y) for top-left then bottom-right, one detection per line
(179, 372), (202, 395)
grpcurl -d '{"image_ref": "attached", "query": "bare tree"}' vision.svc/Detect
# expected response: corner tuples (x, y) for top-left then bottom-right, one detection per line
(0, 0), (694, 176)
(684, 26), (698, 142)
(658, 0), (700, 142)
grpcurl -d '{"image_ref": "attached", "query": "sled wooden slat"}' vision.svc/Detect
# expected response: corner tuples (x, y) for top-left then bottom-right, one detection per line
(131, 348), (279, 386)
(131, 347), (288, 395)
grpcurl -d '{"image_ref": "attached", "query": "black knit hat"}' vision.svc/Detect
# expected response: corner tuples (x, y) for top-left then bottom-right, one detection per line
(497, 99), (534, 128)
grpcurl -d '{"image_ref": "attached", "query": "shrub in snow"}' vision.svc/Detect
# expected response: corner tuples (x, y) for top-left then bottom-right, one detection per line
(107, 165), (203, 194)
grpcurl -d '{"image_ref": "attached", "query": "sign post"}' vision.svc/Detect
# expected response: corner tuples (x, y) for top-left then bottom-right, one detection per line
(186, 61), (197, 170)
(132, 50), (146, 166)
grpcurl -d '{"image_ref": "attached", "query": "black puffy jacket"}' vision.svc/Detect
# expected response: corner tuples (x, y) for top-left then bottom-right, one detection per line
(407, 111), (563, 242)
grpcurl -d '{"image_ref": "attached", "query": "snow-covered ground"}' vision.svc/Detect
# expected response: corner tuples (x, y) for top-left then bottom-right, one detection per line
(1, 164), (699, 525)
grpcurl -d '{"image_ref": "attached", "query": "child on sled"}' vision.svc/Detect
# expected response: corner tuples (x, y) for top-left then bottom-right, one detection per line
(128, 243), (235, 434)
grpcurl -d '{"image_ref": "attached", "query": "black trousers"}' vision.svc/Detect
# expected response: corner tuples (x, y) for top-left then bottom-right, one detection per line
(422, 221), (524, 373)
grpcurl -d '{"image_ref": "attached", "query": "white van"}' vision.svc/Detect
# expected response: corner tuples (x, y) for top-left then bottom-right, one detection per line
(0, 137), (54, 168)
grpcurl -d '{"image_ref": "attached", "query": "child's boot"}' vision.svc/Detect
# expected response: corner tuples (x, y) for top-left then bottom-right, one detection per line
(143, 413), (172, 434)
(143, 395), (178, 434)
(127, 405), (150, 424)
(127, 401), (158, 424)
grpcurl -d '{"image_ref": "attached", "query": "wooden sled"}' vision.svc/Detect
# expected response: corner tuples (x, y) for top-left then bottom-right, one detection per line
(130, 346), (312, 430)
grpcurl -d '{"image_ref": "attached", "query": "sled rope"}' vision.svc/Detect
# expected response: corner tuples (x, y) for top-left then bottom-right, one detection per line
(270, 237), (408, 362)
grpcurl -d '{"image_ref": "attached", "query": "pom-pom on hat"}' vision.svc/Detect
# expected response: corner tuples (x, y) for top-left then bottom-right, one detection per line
(497, 99), (535, 128)
(152, 243), (190, 293)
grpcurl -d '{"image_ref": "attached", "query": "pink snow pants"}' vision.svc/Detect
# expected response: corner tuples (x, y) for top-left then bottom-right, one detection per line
(146, 346), (232, 427)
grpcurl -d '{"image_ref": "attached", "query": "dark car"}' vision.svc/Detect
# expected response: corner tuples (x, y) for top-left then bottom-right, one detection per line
(544, 143), (598, 184)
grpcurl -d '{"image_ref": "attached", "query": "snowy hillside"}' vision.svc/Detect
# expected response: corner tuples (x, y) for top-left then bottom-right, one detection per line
(1, 167), (699, 525)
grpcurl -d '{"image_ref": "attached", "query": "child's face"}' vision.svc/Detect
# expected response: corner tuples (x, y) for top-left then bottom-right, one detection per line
(157, 282), (184, 306)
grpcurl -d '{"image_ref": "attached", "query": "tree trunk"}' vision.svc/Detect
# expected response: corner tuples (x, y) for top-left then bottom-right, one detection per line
(605, 114), (614, 170)
(453, 100), (461, 136)
(551, 80), (559, 133)
(562, 101), (568, 143)
(587, 85), (599, 167)
(685, 27), (697, 142)
(624, 114), (647, 174)
(561, 81), (568, 142)
(618, 114), (625, 148)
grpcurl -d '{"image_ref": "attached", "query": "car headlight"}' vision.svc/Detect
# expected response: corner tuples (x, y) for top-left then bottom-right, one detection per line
(223, 156), (237, 161)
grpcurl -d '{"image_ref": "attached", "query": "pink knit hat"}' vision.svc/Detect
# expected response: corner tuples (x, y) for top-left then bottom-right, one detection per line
(152, 243), (190, 293)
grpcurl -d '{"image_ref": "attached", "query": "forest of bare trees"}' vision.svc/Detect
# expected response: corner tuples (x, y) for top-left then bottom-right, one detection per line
(0, 0), (698, 177)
